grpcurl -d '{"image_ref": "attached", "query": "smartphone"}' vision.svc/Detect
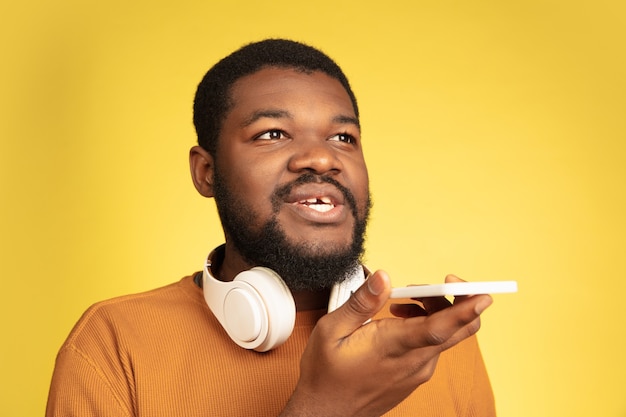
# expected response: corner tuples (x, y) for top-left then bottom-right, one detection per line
(390, 281), (518, 298)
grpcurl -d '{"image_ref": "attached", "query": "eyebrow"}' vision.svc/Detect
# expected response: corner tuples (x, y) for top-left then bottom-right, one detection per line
(241, 109), (292, 127)
(240, 109), (360, 129)
(333, 114), (360, 129)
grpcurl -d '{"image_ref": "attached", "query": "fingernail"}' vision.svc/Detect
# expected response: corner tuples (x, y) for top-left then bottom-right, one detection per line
(474, 297), (493, 315)
(367, 274), (385, 295)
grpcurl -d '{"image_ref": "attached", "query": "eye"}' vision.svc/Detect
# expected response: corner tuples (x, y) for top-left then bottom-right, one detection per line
(329, 133), (357, 144)
(255, 129), (286, 140)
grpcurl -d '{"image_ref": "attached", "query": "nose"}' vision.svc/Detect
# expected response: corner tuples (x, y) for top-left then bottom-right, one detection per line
(287, 139), (343, 175)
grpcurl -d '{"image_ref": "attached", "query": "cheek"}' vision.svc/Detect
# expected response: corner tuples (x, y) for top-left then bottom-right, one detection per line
(357, 188), (371, 220)
(221, 162), (283, 216)
(352, 165), (370, 216)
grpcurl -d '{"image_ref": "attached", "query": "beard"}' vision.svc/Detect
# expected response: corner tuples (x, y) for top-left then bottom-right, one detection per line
(212, 171), (371, 291)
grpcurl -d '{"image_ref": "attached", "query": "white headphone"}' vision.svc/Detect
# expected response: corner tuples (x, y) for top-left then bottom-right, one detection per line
(202, 246), (366, 352)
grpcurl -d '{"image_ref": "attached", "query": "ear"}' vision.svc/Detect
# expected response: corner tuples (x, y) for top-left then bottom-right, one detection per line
(189, 145), (215, 197)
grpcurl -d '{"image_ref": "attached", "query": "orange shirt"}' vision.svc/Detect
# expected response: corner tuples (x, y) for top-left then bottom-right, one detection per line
(46, 275), (495, 416)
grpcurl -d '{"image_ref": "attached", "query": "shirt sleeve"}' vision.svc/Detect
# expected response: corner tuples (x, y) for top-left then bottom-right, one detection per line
(46, 341), (133, 417)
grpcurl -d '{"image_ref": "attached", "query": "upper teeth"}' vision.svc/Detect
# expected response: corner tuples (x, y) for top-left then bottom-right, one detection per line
(300, 197), (334, 212)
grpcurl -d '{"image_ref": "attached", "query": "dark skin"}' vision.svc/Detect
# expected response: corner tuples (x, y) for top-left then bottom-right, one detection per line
(190, 67), (492, 416)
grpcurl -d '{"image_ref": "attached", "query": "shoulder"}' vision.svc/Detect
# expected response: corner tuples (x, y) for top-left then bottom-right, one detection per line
(48, 277), (203, 416)
(60, 275), (205, 349)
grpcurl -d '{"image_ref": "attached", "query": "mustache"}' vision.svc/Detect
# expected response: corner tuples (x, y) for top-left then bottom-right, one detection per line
(271, 173), (359, 218)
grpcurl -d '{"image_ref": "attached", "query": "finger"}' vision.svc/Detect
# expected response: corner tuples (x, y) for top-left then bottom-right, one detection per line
(391, 293), (492, 354)
(419, 296), (452, 314)
(328, 270), (391, 337)
(444, 274), (488, 305)
(414, 274), (462, 313)
(390, 303), (427, 318)
(445, 274), (465, 283)
(444, 313), (483, 348)
(443, 274), (476, 305)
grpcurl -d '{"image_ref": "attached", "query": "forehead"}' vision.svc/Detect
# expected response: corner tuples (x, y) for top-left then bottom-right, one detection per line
(227, 67), (357, 117)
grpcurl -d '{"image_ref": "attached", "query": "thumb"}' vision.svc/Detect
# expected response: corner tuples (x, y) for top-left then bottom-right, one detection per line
(331, 270), (391, 336)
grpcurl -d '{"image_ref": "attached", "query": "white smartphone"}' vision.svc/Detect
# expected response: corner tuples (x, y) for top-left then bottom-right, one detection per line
(390, 281), (518, 298)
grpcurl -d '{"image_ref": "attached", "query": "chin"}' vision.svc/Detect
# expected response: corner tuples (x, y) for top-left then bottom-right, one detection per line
(288, 236), (353, 255)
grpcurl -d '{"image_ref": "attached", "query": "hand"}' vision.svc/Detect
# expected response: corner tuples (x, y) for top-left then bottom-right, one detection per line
(389, 274), (481, 319)
(280, 271), (493, 417)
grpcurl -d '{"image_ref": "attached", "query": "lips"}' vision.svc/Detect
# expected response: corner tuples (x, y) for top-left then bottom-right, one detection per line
(283, 184), (347, 222)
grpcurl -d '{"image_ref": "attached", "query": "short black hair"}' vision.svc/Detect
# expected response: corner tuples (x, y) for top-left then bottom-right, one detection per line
(193, 39), (359, 155)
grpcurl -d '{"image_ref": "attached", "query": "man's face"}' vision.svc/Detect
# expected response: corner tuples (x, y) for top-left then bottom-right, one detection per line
(212, 67), (370, 290)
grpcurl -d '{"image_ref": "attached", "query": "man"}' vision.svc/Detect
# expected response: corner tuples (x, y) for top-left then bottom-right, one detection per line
(47, 39), (495, 416)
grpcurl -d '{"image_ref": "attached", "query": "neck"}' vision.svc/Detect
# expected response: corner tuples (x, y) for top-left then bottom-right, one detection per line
(292, 288), (331, 311)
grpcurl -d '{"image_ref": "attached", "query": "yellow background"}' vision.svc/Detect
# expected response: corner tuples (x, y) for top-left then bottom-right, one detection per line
(2, 0), (625, 416)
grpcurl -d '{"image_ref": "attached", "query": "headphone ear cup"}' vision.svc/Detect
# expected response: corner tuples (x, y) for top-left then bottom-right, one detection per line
(203, 261), (296, 352)
(234, 267), (296, 352)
